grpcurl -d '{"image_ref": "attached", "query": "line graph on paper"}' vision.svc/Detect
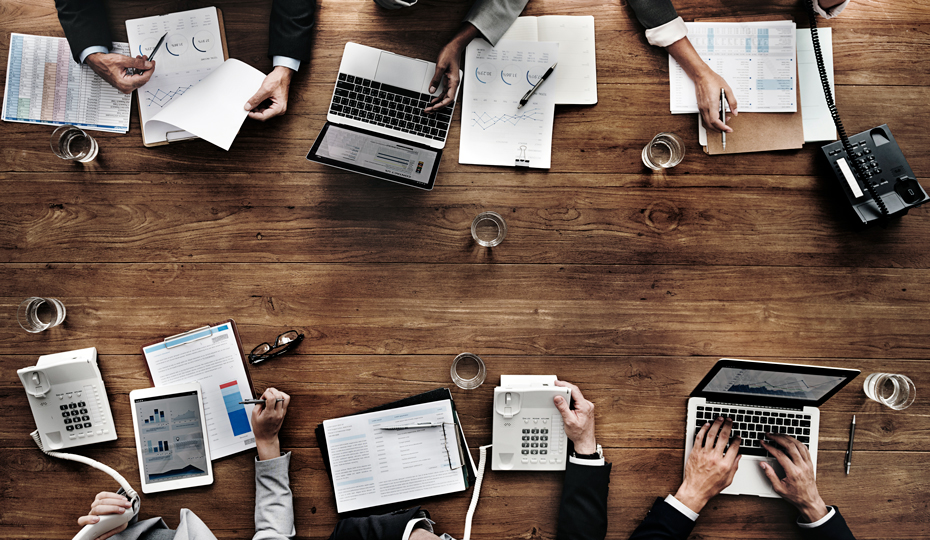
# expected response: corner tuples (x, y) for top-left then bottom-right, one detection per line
(470, 109), (544, 131)
(145, 85), (193, 108)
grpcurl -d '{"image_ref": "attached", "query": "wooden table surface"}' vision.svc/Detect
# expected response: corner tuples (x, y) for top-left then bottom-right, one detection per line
(1, 0), (929, 538)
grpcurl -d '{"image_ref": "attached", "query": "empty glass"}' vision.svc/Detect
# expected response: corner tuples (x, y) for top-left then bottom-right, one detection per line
(17, 297), (66, 333)
(642, 132), (685, 170)
(51, 125), (99, 163)
(450, 353), (487, 389)
(471, 211), (507, 247)
(863, 373), (916, 410)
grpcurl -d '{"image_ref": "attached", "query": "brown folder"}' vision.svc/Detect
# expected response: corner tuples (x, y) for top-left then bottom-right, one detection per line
(696, 15), (805, 155)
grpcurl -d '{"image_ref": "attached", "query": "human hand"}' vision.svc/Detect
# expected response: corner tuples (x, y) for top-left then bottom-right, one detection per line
(425, 24), (479, 113)
(85, 53), (154, 94)
(245, 66), (294, 121)
(251, 387), (290, 460)
(553, 380), (597, 454)
(694, 69), (737, 134)
(76, 491), (133, 540)
(761, 434), (829, 523)
(675, 417), (742, 513)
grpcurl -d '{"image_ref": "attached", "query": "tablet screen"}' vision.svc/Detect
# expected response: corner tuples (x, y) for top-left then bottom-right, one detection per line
(134, 390), (210, 485)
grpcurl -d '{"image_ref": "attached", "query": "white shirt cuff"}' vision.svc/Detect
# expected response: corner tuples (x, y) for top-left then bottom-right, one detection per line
(797, 506), (836, 528)
(569, 455), (605, 467)
(664, 494), (699, 522)
(402, 517), (435, 540)
(812, 0), (849, 18)
(80, 46), (110, 64)
(646, 16), (688, 48)
(272, 56), (301, 72)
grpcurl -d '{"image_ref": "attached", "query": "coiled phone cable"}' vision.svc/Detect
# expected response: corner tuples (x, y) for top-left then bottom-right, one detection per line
(462, 444), (492, 540)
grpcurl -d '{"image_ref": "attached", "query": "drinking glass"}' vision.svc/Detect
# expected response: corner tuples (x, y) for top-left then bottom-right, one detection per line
(451, 353), (487, 389)
(863, 373), (916, 410)
(642, 132), (685, 170)
(471, 211), (507, 247)
(17, 297), (66, 333)
(51, 125), (99, 163)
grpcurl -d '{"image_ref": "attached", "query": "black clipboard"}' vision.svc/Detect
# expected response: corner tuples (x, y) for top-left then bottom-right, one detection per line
(315, 388), (476, 517)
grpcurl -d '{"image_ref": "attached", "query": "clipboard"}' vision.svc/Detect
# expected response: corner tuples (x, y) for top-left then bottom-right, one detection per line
(131, 7), (229, 147)
(315, 388), (477, 516)
(141, 319), (257, 460)
(698, 15), (805, 155)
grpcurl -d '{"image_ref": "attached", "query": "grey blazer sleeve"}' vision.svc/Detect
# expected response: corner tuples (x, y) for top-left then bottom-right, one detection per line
(626, 0), (679, 30)
(253, 452), (296, 540)
(464, 0), (531, 46)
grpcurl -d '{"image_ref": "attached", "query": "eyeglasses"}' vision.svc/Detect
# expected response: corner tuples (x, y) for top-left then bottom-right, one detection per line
(249, 330), (304, 365)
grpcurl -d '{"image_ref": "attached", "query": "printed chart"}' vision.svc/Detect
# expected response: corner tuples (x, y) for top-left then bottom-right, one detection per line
(670, 21), (797, 114)
(220, 381), (252, 437)
(2, 34), (131, 132)
(460, 39), (558, 168)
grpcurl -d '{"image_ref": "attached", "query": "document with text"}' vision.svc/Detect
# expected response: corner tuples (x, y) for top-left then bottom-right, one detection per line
(322, 400), (466, 513)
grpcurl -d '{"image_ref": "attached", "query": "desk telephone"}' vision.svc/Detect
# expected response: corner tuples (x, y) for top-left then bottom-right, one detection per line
(491, 375), (570, 471)
(805, 0), (928, 225)
(18, 347), (117, 450)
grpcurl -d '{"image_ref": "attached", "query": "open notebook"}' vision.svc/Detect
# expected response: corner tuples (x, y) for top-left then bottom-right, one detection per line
(499, 16), (597, 105)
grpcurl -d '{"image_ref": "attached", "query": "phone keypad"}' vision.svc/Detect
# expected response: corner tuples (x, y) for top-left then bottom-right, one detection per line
(54, 386), (111, 440)
(517, 415), (564, 465)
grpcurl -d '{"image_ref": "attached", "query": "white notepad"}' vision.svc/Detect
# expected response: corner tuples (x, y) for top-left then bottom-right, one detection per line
(500, 15), (597, 105)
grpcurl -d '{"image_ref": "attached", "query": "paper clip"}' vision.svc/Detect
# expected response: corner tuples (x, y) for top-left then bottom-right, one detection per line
(515, 145), (530, 169)
(164, 326), (215, 348)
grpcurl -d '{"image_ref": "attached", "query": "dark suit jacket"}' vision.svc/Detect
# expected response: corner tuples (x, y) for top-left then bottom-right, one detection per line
(328, 461), (613, 540)
(628, 498), (857, 540)
(55, 0), (315, 64)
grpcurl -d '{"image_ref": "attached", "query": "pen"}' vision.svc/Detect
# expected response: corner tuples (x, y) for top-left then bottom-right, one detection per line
(129, 32), (167, 76)
(517, 62), (558, 109)
(380, 422), (444, 430)
(844, 415), (856, 475)
(239, 398), (285, 406)
(720, 88), (727, 150)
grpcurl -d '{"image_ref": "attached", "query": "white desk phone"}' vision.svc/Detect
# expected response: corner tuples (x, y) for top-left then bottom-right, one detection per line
(19, 347), (140, 540)
(491, 375), (570, 471)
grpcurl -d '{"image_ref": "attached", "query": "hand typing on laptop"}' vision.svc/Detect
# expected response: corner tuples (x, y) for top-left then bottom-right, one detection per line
(761, 433), (830, 523)
(673, 416), (742, 514)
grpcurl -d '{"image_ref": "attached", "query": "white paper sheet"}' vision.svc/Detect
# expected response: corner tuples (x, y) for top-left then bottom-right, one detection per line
(671, 21), (798, 114)
(323, 401), (466, 513)
(459, 39), (558, 168)
(142, 323), (256, 460)
(145, 59), (265, 150)
(500, 16), (597, 105)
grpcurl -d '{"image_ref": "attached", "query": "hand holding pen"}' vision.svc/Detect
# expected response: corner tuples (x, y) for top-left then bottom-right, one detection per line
(127, 32), (167, 76)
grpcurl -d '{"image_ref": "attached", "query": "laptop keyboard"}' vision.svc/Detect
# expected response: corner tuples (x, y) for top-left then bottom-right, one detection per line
(694, 405), (812, 457)
(330, 73), (455, 142)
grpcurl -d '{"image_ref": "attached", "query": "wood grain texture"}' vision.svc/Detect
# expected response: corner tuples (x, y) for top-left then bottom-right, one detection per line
(1, 0), (929, 538)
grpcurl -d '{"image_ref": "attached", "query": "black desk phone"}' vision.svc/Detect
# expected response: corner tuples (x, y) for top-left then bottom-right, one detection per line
(806, 0), (928, 225)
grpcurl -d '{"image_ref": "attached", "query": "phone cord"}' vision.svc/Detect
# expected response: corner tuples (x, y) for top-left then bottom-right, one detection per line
(806, 0), (889, 218)
(31, 430), (140, 501)
(462, 444), (492, 540)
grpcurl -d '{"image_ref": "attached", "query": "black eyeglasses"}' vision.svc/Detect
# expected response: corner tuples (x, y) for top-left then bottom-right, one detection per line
(249, 330), (304, 364)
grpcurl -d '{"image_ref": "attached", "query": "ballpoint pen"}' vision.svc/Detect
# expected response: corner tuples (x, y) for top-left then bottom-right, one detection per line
(380, 422), (445, 430)
(720, 88), (727, 150)
(128, 32), (167, 76)
(239, 398), (285, 407)
(844, 414), (856, 475)
(518, 62), (558, 109)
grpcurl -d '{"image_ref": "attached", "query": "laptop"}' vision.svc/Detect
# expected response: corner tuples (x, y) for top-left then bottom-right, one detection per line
(684, 359), (859, 497)
(306, 42), (461, 190)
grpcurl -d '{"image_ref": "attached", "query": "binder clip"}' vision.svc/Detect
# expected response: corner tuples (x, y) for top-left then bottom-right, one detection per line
(515, 145), (530, 169)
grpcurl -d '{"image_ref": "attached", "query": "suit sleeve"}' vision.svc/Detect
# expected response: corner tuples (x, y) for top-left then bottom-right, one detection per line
(627, 498), (696, 540)
(464, 0), (530, 47)
(625, 0), (678, 30)
(268, 0), (316, 62)
(798, 507), (856, 540)
(328, 507), (421, 540)
(253, 453), (296, 540)
(556, 461), (612, 540)
(55, 0), (113, 63)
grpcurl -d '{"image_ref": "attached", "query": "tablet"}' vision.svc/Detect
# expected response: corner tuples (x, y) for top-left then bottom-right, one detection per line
(129, 383), (214, 493)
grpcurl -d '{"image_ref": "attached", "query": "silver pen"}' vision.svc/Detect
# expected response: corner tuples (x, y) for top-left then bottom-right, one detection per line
(844, 415), (856, 475)
(518, 62), (558, 109)
(128, 32), (167, 76)
(380, 422), (444, 430)
(720, 88), (727, 150)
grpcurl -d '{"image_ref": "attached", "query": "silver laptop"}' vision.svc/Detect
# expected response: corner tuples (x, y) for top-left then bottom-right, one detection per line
(684, 359), (859, 497)
(306, 42), (461, 190)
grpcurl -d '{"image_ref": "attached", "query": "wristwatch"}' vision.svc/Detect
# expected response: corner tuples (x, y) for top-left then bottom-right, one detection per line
(572, 443), (603, 460)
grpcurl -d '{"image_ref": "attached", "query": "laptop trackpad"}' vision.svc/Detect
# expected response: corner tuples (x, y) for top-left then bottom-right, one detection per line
(375, 52), (428, 92)
(723, 457), (781, 498)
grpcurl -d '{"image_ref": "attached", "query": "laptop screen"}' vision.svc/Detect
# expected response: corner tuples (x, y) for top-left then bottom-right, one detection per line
(307, 122), (441, 190)
(692, 359), (859, 407)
